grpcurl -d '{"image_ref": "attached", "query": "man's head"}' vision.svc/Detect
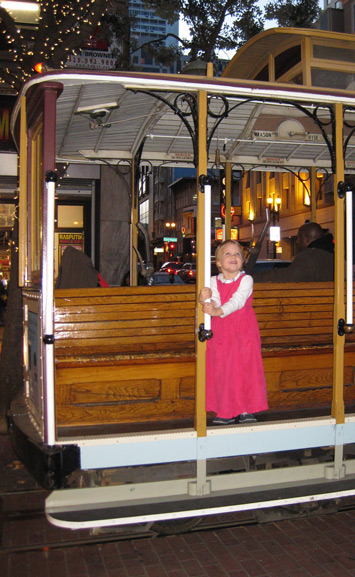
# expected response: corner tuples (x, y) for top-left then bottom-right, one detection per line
(296, 222), (325, 251)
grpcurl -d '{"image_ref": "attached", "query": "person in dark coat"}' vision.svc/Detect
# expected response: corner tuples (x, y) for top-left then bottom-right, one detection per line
(253, 222), (334, 282)
(55, 246), (99, 288)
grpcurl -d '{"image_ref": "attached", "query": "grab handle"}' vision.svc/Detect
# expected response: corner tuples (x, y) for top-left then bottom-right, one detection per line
(198, 175), (213, 342)
(338, 182), (354, 335)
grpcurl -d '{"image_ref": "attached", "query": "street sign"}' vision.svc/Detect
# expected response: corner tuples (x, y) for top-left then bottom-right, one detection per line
(270, 226), (280, 242)
(163, 237), (177, 242)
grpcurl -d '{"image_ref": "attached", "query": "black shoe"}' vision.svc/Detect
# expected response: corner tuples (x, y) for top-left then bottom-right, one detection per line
(237, 413), (257, 424)
(212, 416), (235, 425)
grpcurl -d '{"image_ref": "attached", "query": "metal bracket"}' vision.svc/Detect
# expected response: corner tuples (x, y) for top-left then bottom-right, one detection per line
(337, 181), (352, 199)
(45, 170), (57, 183)
(43, 334), (55, 344)
(337, 318), (354, 336)
(198, 174), (213, 193)
(198, 323), (213, 342)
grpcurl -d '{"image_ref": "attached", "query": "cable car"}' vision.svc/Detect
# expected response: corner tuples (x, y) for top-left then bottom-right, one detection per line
(7, 63), (355, 531)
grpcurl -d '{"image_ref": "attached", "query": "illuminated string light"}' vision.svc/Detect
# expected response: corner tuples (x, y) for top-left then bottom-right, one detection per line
(0, 0), (110, 91)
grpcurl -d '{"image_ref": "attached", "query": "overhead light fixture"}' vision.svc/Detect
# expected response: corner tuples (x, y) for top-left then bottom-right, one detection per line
(274, 196), (282, 211)
(76, 102), (120, 114)
(0, 1), (39, 12)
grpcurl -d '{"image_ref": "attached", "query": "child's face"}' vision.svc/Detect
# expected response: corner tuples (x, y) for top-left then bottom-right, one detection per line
(216, 243), (244, 279)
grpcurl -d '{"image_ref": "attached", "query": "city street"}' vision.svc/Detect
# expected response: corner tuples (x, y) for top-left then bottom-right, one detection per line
(1, 433), (355, 577)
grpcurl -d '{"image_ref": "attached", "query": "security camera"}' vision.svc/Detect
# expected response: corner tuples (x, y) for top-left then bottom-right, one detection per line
(89, 108), (109, 119)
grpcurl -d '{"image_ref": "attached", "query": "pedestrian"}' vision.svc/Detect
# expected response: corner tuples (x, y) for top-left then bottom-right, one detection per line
(199, 240), (268, 425)
(252, 222), (334, 282)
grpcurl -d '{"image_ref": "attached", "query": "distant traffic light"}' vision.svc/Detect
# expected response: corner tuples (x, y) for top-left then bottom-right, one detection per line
(168, 243), (175, 258)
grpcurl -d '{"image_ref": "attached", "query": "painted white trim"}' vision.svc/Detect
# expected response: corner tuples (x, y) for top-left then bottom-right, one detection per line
(43, 178), (56, 445)
(45, 488), (355, 530)
(75, 418), (354, 470)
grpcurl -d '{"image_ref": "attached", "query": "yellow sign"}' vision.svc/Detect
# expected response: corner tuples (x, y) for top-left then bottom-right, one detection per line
(216, 229), (239, 241)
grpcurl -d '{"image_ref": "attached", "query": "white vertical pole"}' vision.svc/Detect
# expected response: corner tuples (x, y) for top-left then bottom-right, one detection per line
(43, 172), (56, 445)
(204, 183), (212, 331)
(346, 188), (353, 326)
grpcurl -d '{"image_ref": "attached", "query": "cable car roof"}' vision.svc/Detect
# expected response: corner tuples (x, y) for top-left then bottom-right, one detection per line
(11, 69), (355, 171)
(222, 27), (355, 80)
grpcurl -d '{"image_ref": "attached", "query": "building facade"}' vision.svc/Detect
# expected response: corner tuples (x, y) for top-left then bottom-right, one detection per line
(319, 0), (355, 34)
(222, 28), (355, 260)
(130, 0), (180, 73)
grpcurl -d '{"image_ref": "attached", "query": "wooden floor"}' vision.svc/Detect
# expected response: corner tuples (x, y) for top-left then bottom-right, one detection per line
(57, 404), (355, 439)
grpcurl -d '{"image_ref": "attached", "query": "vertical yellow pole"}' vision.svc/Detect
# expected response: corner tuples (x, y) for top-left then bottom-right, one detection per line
(225, 162), (232, 239)
(18, 96), (28, 286)
(302, 37), (312, 87)
(130, 158), (138, 286)
(268, 55), (275, 82)
(332, 103), (345, 423)
(195, 89), (208, 437)
(310, 166), (317, 223)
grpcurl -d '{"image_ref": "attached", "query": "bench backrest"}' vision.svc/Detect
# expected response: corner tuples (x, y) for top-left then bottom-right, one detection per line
(54, 282), (355, 360)
(54, 285), (196, 359)
(253, 281), (348, 348)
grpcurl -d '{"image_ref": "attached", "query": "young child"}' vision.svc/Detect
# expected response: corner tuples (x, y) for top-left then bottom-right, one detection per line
(199, 240), (268, 425)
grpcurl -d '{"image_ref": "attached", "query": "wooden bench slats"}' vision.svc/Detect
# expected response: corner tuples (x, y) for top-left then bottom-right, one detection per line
(55, 333), (195, 348)
(55, 303), (195, 323)
(54, 288), (195, 308)
(54, 282), (355, 430)
(55, 317), (194, 334)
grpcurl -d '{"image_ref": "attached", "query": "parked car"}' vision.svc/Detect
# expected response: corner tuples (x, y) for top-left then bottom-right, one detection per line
(178, 263), (197, 283)
(152, 272), (184, 285)
(159, 261), (183, 275)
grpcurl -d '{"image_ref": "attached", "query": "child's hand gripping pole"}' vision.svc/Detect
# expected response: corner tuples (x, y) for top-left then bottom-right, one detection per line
(198, 176), (213, 342)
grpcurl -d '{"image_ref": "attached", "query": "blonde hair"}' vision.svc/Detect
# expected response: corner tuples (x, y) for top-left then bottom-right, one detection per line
(215, 240), (245, 270)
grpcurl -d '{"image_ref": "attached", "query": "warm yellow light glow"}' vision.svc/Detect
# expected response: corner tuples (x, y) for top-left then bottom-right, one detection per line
(275, 196), (281, 206)
(34, 62), (44, 73)
(304, 190), (311, 206)
(267, 196), (273, 205)
(0, 1), (39, 11)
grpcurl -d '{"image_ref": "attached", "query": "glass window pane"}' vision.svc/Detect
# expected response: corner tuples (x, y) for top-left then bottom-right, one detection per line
(57, 205), (83, 228)
(313, 44), (355, 63)
(311, 68), (355, 89)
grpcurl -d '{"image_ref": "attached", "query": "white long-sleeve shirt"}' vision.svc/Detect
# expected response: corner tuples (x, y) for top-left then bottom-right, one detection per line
(210, 271), (253, 318)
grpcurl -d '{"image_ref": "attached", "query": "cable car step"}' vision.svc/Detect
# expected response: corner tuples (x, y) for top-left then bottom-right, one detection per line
(46, 475), (355, 530)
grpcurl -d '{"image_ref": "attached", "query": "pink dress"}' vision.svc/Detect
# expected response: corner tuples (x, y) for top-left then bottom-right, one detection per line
(206, 274), (268, 419)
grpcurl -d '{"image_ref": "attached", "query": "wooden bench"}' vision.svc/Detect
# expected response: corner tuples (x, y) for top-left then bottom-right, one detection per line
(54, 286), (196, 429)
(254, 282), (355, 410)
(54, 282), (355, 432)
